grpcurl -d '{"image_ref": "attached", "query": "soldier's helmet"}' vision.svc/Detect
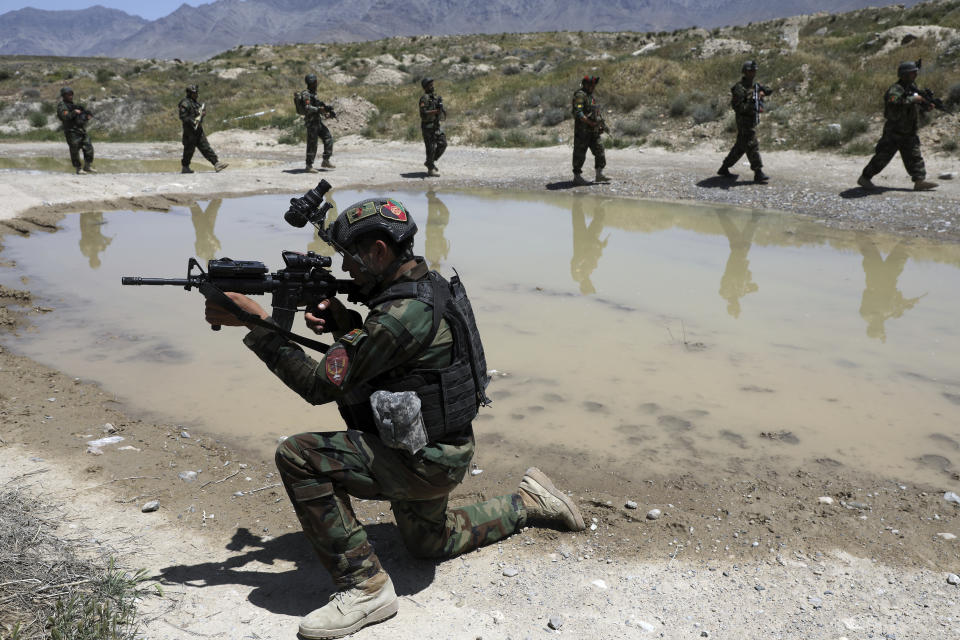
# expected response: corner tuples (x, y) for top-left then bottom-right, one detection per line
(305, 73), (317, 85)
(742, 60), (758, 72)
(328, 197), (418, 252)
(185, 84), (198, 94)
(897, 61), (919, 77)
(581, 75), (599, 87)
(60, 86), (73, 97)
(421, 77), (434, 89)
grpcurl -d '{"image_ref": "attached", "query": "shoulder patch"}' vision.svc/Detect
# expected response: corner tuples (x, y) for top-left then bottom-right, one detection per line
(340, 328), (367, 345)
(325, 344), (349, 386)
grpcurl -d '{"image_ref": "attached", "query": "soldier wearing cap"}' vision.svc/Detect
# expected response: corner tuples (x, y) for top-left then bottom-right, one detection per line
(301, 73), (336, 172)
(571, 75), (608, 185)
(419, 77), (446, 176)
(857, 61), (938, 191)
(178, 84), (227, 174)
(56, 86), (96, 175)
(717, 60), (770, 183)
(202, 193), (585, 639)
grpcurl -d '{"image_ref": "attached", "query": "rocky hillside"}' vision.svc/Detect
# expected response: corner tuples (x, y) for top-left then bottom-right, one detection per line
(0, 0), (926, 61)
(0, 1), (958, 158)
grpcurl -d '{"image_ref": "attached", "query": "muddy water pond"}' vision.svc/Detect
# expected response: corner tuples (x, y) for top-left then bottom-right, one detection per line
(2, 189), (959, 486)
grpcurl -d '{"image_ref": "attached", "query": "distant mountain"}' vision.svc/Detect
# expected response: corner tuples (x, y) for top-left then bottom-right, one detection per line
(0, 0), (926, 60)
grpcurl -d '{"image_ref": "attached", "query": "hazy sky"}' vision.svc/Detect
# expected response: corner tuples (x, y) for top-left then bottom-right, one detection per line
(0, 1), (214, 20)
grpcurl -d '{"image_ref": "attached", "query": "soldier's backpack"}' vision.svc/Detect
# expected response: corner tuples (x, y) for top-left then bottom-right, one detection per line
(293, 91), (307, 116)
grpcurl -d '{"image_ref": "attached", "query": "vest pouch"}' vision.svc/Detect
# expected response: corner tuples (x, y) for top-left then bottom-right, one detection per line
(369, 390), (428, 454)
(293, 91), (307, 116)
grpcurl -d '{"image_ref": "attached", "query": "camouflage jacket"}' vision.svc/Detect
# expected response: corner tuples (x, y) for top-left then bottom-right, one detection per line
(178, 97), (205, 131)
(882, 81), (921, 136)
(419, 92), (444, 127)
(56, 100), (89, 132)
(300, 90), (329, 125)
(572, 89), (601, 132)
(731, 78), (758, 127)
(243, 259), (453, 410)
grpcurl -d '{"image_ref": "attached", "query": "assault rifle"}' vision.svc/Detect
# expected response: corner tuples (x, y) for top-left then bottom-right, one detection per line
(193, 103), (205, 130)
(917, 87), (952, 113)
(122, 181), (357, 352)
(753, 83), (772, 125)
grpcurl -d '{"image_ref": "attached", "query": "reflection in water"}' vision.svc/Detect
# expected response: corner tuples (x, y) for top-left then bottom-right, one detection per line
(190, 199), (222, 260)
(78, 212), (112, 268)
(307, 194), (337, 257)
(717, 211), (760, 318)
(858, 237), (924, 342)
(570, 196), (609, 294)
(425, 190), (450, 270)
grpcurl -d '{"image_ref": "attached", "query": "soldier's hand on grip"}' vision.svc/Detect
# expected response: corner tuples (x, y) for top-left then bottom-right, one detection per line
(305, 297), (348, 335)
(205, 292), (268, 329)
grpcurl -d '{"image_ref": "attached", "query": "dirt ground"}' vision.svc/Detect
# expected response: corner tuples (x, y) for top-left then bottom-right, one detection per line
(2, 133), (960, 639)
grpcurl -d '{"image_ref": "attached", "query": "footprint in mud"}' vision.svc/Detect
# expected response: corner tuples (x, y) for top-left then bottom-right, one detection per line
(916, 454), (953, 473)
(929, 433), (960, 450)
(583, 401), (607, 413)
(657, 415), (693, 431)
(510, 413), (525, 421)
(491, 390), (512, 400)
(638, 402), (660, 414)
(615, 424), (649, 434)
(943, 392), (960, 406)
(720, 430), (748, 449)
(683, 409), (710, 418)
(759, 430), (800, 445)
(626, 435), (654, 445)
(542, 392), (565, 403)
(527, 405), (545, 412)
(834, 359), (859, 369)
(815, 457), (843, 467)
(741, 385), (775, 393)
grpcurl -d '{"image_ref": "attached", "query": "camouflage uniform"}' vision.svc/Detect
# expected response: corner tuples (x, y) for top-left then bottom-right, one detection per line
(178, 95), (220, 169)
(571, 88), (605, 176)
(419, 91), (447, 170)
(860, 80), (927, 183)
(721, 77), (763, 172)
(56, 99), (94, 171)
(244, 259), (526, 590)
(301, 88), (334, 167)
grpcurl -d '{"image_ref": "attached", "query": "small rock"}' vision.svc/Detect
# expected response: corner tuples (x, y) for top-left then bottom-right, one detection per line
(180, 431), (191, 438)
(755, 585), (765, 591)
(938, 172), (957, 180)
(591, 579), (608, 589)
(233, 491), (244, 497)
(701, 632), (710, 638)
(86, 446), (103, 455)
(646, 508), (662, 520)
(548, 616), (564, 630)
(502, 567), (519, 577)
(627, 619), (656, 632)
(103, 423), (117, 433)
(590, 523), (597, 531)
(625, 500), (638, 509)
(470, 468), (483, 476)
(808, 596), (823, 608)
(937, 532), (957, 540)
(178, 471), (198, 482)
(818, 496), (834, 505)
(490, 610), (505, 624)
(944, 491), (960, 506)
(948, 573), (960, 586)
(141, 500), (160, 513)
(29, 457), (44, 462)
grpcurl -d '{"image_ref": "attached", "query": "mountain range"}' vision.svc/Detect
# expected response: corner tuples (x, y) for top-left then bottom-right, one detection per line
(0, 0), (926, 60)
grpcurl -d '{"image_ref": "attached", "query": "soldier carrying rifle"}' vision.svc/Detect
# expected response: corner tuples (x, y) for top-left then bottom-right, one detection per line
(717, 60), (770, 183)
(178, 84), (227, 174)
(571, 75), (609, 186)
(297, 73), (336, 172)
(56, 86), (96, 175)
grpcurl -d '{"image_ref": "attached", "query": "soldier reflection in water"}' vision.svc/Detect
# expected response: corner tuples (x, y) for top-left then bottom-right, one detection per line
(306, 194), (338, 256)
(190, 199), (222, 261)
(857, 237), (923, 342)
(78, 212), (112, 269)
(570, 196), (609, 294)
(717, 211), (760, 318)
(425, 190), (450, 271)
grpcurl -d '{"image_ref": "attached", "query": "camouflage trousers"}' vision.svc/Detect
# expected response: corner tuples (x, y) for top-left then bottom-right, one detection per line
(722, 125), (762, 171)
(275, 429), (526, 589)
(572, 127), (605, 174)
(861, 131), (925, 182)
(64, 130), (93, 169)
(421, 125), (447, 169)
(306, 121), (333, 166)
(181, 127), (219, 168)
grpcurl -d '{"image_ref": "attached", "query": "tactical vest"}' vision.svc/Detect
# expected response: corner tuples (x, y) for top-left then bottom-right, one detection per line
(336, 270), (491, 442)
(293, 91), (307, 116)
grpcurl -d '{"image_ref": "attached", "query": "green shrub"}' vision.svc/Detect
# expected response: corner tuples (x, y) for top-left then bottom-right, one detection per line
(948, 82), (960, 107)
(29, 111), (47, 128)
(816, 125), (843, 148)
(942, 138), (959, 152)
(540, 107), (566, 126)
(41, 101), (56, 114)
(0, 69), (11, 81)
(95, 68), (113, 84)
(840, 113), (869, 140)
(616, 117), (652, 136)
(691, 102), (721, 124)
(668, 95), (688, 117)
(493, 109), (521, 128)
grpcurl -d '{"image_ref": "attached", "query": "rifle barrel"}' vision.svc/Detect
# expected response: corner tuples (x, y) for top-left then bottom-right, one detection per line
(121, 277), (193, 286)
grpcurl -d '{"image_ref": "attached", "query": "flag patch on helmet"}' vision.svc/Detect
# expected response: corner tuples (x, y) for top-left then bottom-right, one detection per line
(346, 201), (378, 224)
(380, 199), (408, 221)
(325, 344), (349, 386)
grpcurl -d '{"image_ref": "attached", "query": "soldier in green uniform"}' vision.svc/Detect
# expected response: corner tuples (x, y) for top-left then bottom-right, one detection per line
(300, 73), (336, 172)
(418, 77), (446, 177)
(857, 61), (938, 191)
(178, 85), (227, 174)
(717, 61), (769, 183)
(571, 75), (608, 186)
(56, 86), (96, 175)
(203, 195), (585, 639)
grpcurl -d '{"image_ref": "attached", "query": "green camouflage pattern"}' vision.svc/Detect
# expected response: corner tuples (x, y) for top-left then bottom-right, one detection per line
(301, 89), (334, 165)
(275, 429), (524, 588)
(56, 100), (89, 133)
(245, 259), (525, 588)
(861, 81), (927, 181)
(571, 89), (605, 174)
(419, 92), (446, 168)
(57, 100), (94, 168)
(419, 92), (444, 128)
(177, 97), (219, 168)
(722, 77), (763, 171)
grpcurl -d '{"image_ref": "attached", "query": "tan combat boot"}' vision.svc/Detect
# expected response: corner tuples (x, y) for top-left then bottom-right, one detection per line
(321, 158), (336, 169)
(427, 166), (439, 177)
(214, 161), (229, 172)
(299, 572), (398, 639)
(75, 167), (87, 175)
(83, 164), (97, 174)
(306, 164), (320, 173)
(572, 173), (590, 186)
(595, 170), (610, 183)
(914, 179), (938, 191)
(517, 467), (585, 531)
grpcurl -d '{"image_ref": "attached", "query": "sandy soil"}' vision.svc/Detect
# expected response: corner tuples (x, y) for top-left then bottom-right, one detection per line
(2, 133), (960, 639)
